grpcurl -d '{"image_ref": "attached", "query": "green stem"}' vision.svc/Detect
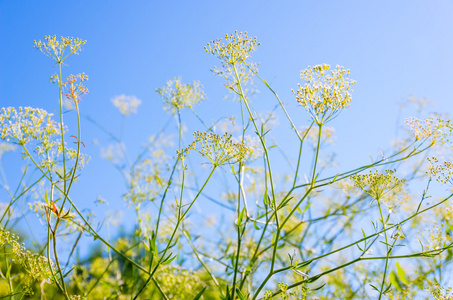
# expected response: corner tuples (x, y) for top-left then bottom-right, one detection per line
(310, 124), (322, 186)
(48, 182), (69, 299)
(260, 125), (321, 295)
(376, 198), (389, 300)
(232, 163), (244, 299)
(57, 61), (66, 198)
(183, 230), (224, 296)
(232, 64), (280, 274)
(56, 90), (82, 228)
(262, 243), (453, 299)
(243, 62), (302, 140)
(45, 211), (64, 295)
(294, 139), (427, 190)
(134, 166), (216, 299)
(2, 246), (14, 300)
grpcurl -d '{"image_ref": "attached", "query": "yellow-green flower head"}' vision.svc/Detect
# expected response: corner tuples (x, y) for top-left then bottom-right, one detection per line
(293, 64), (356, 125)
(205, 31), (259, 65)
(34, 35), (86, 62)
(351, 169), (404, 200)
(405, 116), (453, 144)
(181, 131), (250, 166)
(427, 157), (453, 186)
(263, 291), (273, 300)
(156, 77), (206, 114)
(205, 31), (259, 88)
(111, 94), (142, 116)
(0, 229), (55, 282)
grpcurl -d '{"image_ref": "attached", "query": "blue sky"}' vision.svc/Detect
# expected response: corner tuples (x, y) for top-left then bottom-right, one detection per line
(1, 0), (453, 256)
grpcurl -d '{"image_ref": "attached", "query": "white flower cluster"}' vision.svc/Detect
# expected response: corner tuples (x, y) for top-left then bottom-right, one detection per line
(0, 106), (89, 171)
(111, 94), (141, 116)
(0, 107), (59, 145)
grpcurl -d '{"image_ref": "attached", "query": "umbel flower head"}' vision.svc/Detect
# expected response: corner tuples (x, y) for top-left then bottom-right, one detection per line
(405, 116), (453, 144)
(427, 157), (453, 186)
(180, 131), (250, 167)
(0, 107), (89, 170)
(205, 31), (259, 65)
(111, 95), (142, 116)
(293, 64), (356, 125)
(351, 169), (405, 200)
(205, 31), (259, 90)
(156, 77), (205, 114)
(63, 73), (89, 103)
(0, 229), (54, 282)
(34, 35), (86, 62)
(0, 107), (59, 145)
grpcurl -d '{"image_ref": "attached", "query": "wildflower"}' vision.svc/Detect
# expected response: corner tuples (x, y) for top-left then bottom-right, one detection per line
(181, 131), (250, 166)
(63, 73), (89, 103)
(111, 94), (141, 116)
(205, 31), (259, 65)
(0, 107), (89, 170)
(34, 35), (86, 62)
(0, 107), (59, 145)
(0, 228), (55, 282)
(405, 116), (453, 144)
(205, 31), (259, 91)
(293, 64), (355, 125)
(351, 169), (404, 200)
(156, 77), (205, 114)
(427, 157), (453, 185)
